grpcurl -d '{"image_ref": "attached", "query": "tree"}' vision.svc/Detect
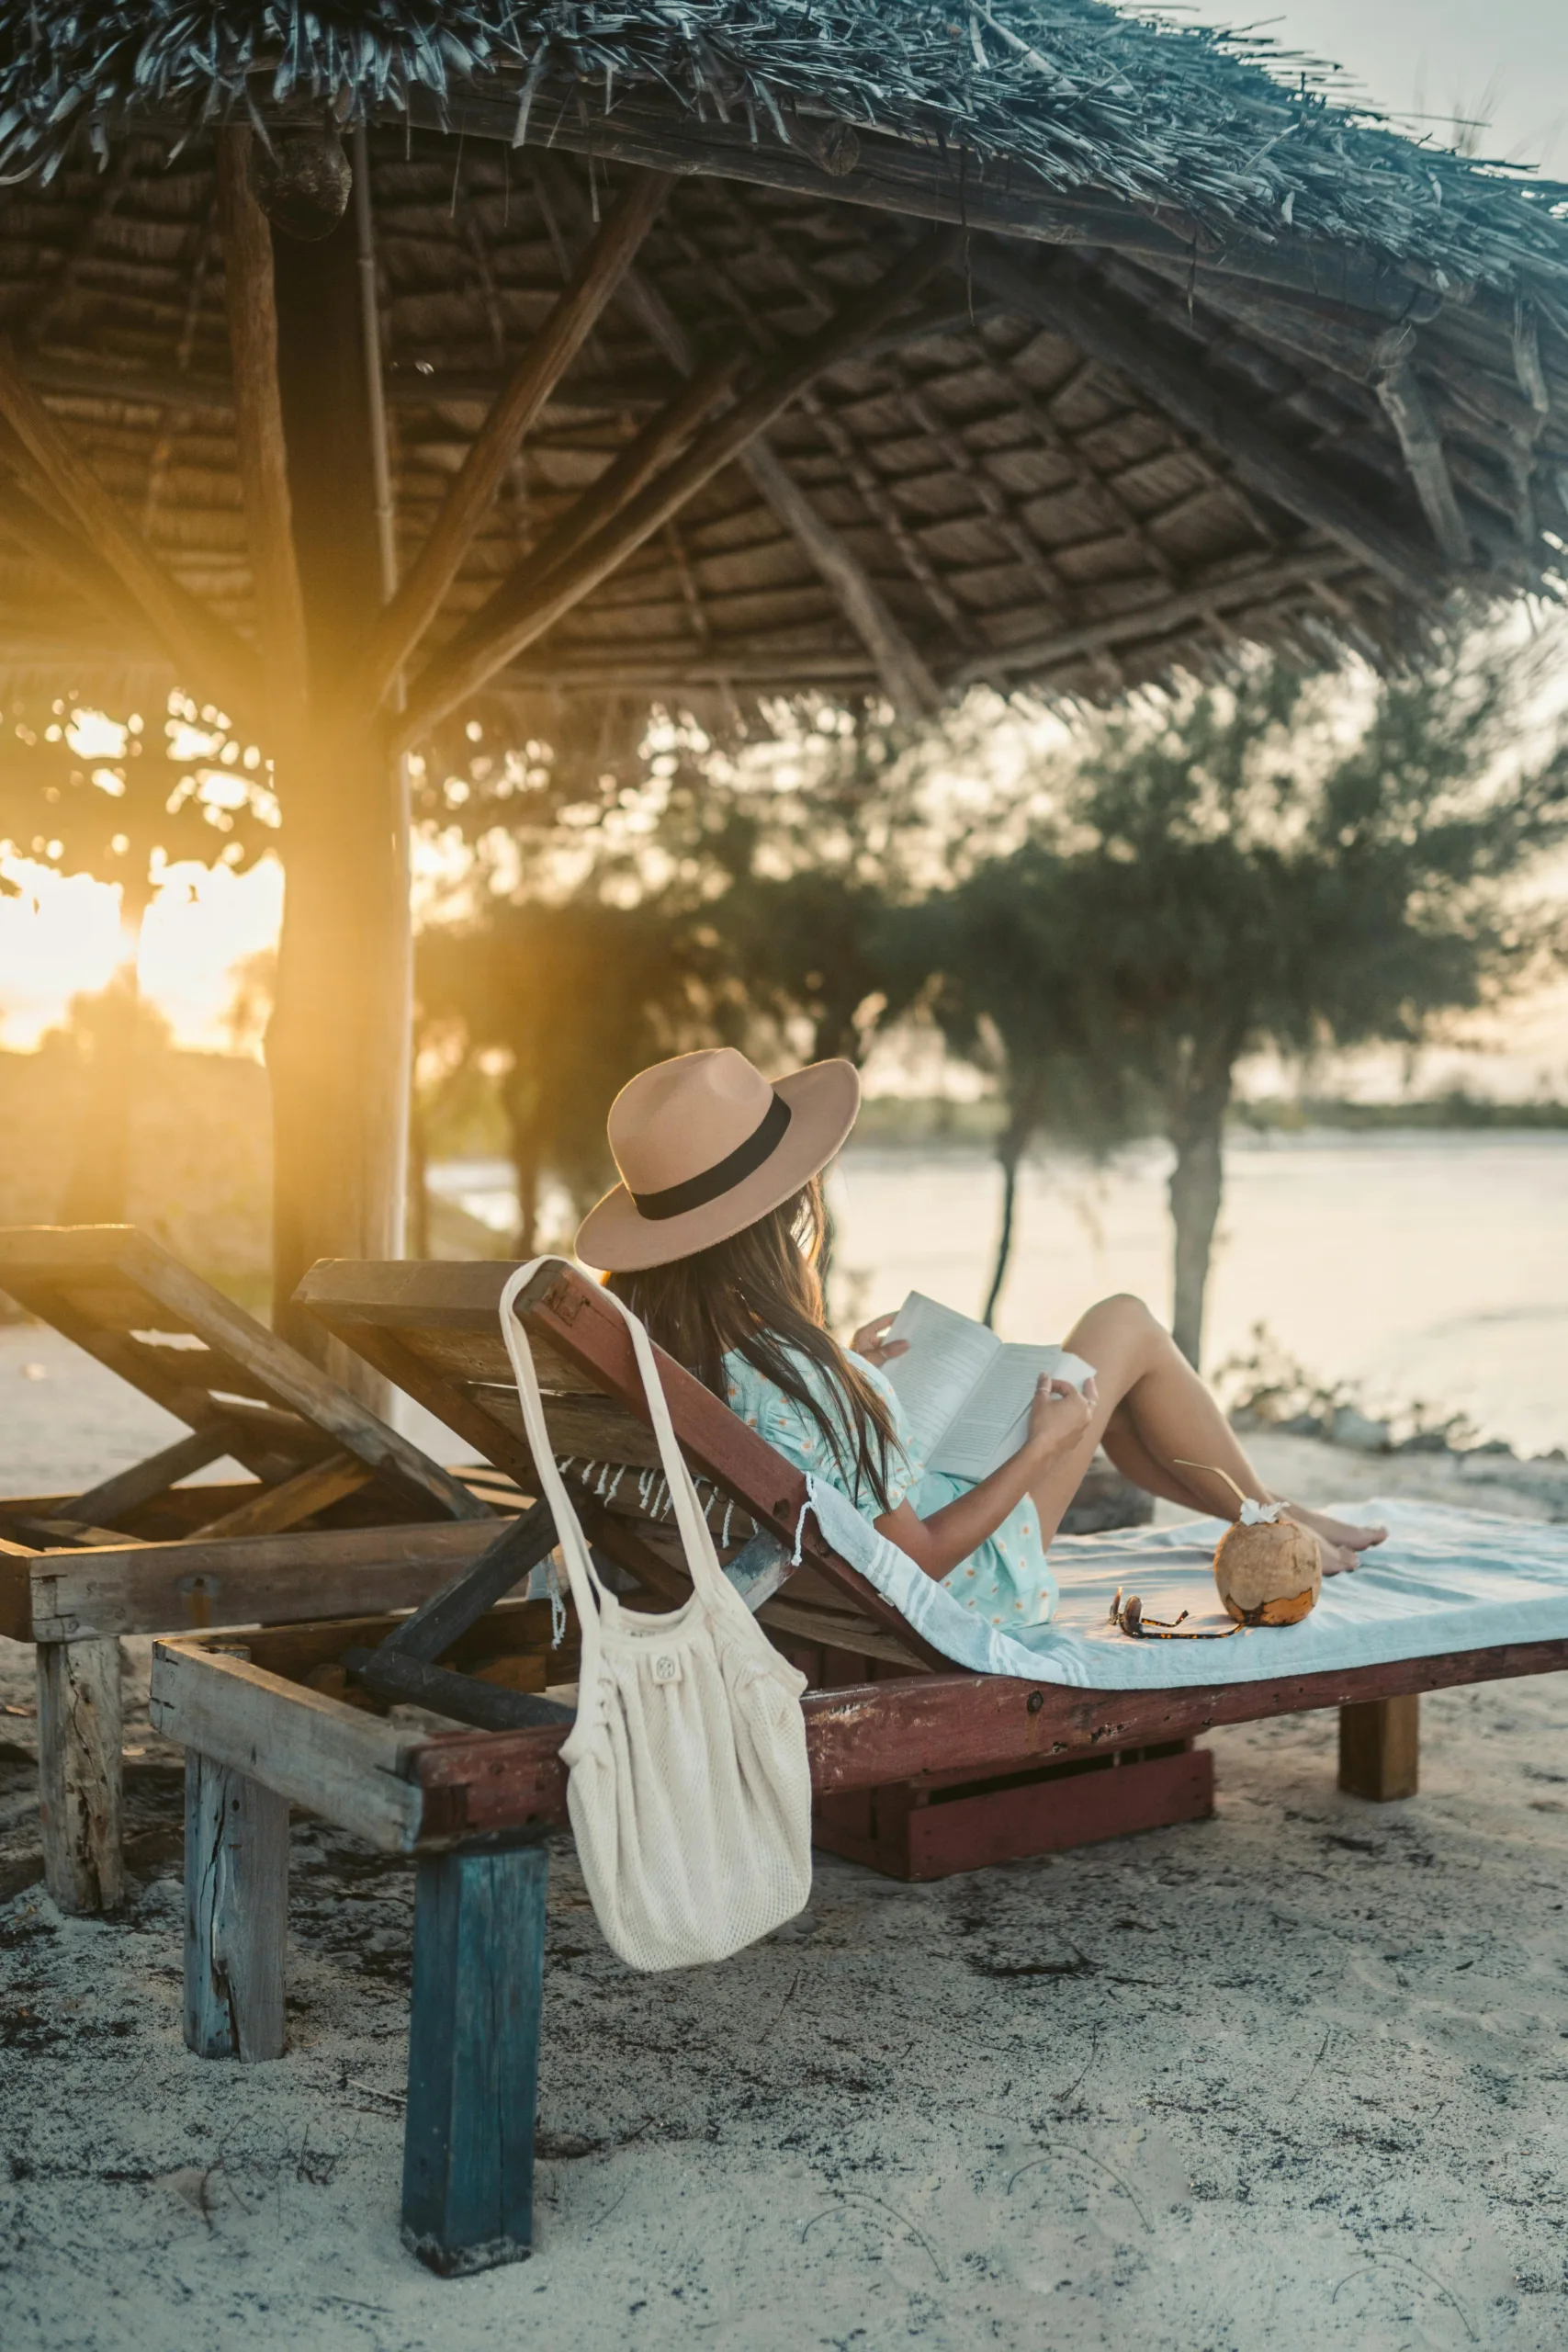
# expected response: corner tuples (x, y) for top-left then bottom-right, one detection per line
(416, 897), (711, 1256)
(923, 859), (1153, 1324)
(944, 653), (1568, 1365)
(0, 693), (276, 1220)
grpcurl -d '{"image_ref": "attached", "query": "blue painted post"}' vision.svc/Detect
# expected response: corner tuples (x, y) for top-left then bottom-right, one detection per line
(401, 1834), (548, 2276)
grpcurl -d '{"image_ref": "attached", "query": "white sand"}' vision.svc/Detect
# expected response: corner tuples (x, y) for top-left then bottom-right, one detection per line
(3, 1337), (1567, 2347)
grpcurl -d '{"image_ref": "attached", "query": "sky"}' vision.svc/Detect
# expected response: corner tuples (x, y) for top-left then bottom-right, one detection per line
(2, 3), (1566, 1087)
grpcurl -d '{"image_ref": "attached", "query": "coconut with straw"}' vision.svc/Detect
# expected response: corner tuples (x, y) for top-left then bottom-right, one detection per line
(1175, 1463), (1322, 1625)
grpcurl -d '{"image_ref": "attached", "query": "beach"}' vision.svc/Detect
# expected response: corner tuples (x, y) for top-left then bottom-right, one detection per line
(3, 1130), (1567, 2348)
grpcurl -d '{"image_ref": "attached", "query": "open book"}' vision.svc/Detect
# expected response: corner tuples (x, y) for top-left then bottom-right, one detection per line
(876, 1292), (1094, 1484)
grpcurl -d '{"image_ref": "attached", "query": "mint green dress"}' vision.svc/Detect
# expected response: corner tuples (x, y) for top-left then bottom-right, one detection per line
(722, 1344), (1060, 1628)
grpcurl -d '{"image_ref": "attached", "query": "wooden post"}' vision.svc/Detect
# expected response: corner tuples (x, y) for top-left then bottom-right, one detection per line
(183, 1749), (288, 2061)
(1338, 1695), (1419, 1802)
(401, 1836), (547, 2276)
(260, 174), (410, 1374)
(37, 1634), (123, 1913)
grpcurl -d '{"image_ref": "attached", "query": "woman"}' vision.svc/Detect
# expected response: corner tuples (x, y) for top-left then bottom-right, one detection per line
(576, 1049), (1384, 1626)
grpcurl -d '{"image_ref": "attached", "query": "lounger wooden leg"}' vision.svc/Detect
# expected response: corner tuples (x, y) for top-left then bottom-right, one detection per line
(183, 1751), (288, 2060)
(1338, 1695), (1419, 1802)
(37, 1635), (124, 1913)
(402, 1835), (547, 2277)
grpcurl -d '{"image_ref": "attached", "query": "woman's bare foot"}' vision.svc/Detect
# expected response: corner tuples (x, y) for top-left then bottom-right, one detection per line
(1280, 1502), (1389, 1577)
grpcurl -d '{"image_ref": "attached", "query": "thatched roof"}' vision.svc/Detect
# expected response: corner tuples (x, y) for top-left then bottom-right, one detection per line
(0, 1), (1564, 722)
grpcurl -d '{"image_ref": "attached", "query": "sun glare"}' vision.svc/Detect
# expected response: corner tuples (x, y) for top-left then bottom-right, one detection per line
(0, 852), (284, 1052)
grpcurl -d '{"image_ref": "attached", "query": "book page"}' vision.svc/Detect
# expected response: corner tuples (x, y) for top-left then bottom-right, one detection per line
(930, 1343), (1095, 1482)
(879, 1292), (999, 1464)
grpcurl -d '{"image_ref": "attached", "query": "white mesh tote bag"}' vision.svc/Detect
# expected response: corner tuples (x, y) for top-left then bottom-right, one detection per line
(499, 1262), (812, 1972)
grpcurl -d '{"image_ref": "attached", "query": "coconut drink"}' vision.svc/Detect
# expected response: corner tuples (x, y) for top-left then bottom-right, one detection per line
(1178, 1463), (1322, 1625)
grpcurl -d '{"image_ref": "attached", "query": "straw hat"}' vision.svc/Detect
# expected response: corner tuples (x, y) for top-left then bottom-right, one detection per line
(575, 1047), (860, 1272)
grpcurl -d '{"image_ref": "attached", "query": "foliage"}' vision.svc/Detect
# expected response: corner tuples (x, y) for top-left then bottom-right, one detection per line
(943, 650), (1568, 1356)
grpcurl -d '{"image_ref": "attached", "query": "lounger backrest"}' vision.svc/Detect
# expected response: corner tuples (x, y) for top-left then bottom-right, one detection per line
(298, 1256), (948, 1673)
(0, 1225), (485, 1526)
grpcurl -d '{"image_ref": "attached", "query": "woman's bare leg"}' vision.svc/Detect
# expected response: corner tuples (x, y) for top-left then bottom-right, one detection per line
(1027, 1295), (1387, 1572)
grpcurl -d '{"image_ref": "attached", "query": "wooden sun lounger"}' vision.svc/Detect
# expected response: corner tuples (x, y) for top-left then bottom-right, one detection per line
(146, 1255), (1568, 2277)
(0, 1226), (512, 1911)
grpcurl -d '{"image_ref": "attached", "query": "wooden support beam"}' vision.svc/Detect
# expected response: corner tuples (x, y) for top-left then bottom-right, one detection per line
(1338, 1694), (1419, 1801)
(37, 1634), (123, 1913)
(551, 165), (941, 712)
(400, 229), (961, 745)
(68, 1427), (234, 1530)
(215, 130), (311, 728)
(967, 244), (1440, 605)
(0, 462), (164, 647)
(0, 345), (264, 724)
(1374, 363), (1472, 565)
(350, 169), (671, 718)
(190, 1451), (372, 1542)
(402, 1838), (547, 2275)
(183, 1748), (288, 2061)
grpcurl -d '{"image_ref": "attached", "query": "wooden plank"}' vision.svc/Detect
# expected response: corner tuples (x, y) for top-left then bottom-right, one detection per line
(409, 1634), (1568, 1842)
(237, 1598), (568, 1685)
(398, 228), (963, 744)
(36, 1634), (123, 1912)
(214, 128), (310, 726)
(28, 1519), (503, 1643)
(149, 1639), (423, 1851)
(344, 1647), (573, 1733)
(0, 347), (265, 727)
(67, 1428), (235, 1528)
(401, 1838), (547, 2275)
(380, 1501), (557, 1662)
(1338, 1694), (1420, 1801)
(183, 1749), (289, 2062)
(351, 168), (670, 716)
(0, 1540), (32, 1641)
(814, 1746), (1214, 1881)
(189, 1452), (371, 1540)
(0, 1227), (488, 1521)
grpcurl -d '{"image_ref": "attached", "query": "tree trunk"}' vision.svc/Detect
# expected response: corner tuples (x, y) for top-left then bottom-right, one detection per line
(265, 196), (409, 1379)
(408, 1088), (432, 1261)
(61, 877), (151, 1226)
(982, 1074), (1048, 1329)
(1167, 1057), (1234, 1369)
(981, 1141), (1021, 1329)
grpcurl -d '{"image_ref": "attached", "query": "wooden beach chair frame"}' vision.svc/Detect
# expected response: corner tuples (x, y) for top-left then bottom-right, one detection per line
(147, 1255), (1568, 2277)
(0, 1225), (505, 1910)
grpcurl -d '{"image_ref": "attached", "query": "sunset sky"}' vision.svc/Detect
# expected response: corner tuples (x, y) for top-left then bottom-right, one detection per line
(1, 2), (1565, 1087)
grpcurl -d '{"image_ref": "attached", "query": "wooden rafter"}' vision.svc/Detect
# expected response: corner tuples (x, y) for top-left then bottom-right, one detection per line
(544, 164), (940, 712)
(0, 342), (264, 726)
(681, 210), (974, 649)
(0, 464), (160, 647)
(215, 131), (310, 728)
(1374, 362), (1472, 565)
(969, 244), (1439, 605)
(348, 167), (671, 718)
(397, 228), (961, 746)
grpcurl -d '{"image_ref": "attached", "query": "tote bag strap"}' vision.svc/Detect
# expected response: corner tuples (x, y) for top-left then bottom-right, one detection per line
(497, 1262), (732, 1705)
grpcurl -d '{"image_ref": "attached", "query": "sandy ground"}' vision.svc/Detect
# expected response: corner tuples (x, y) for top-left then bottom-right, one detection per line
(3, 1330), (1567, 2349)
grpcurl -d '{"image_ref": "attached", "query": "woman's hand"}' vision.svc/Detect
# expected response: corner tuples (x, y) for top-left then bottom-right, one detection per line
(1024, 1373), (1097, 1464)
(850, 1311), (910, 1370)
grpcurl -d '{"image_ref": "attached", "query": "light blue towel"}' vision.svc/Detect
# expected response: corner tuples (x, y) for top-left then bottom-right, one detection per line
(799, 1478), (1568, 1690)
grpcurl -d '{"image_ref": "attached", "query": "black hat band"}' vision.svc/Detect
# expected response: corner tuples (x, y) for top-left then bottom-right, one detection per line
(629, 1091), (793, 1222)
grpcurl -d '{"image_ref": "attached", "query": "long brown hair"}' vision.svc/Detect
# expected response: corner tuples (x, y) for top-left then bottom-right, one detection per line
(606, 1177), (903, 1512)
